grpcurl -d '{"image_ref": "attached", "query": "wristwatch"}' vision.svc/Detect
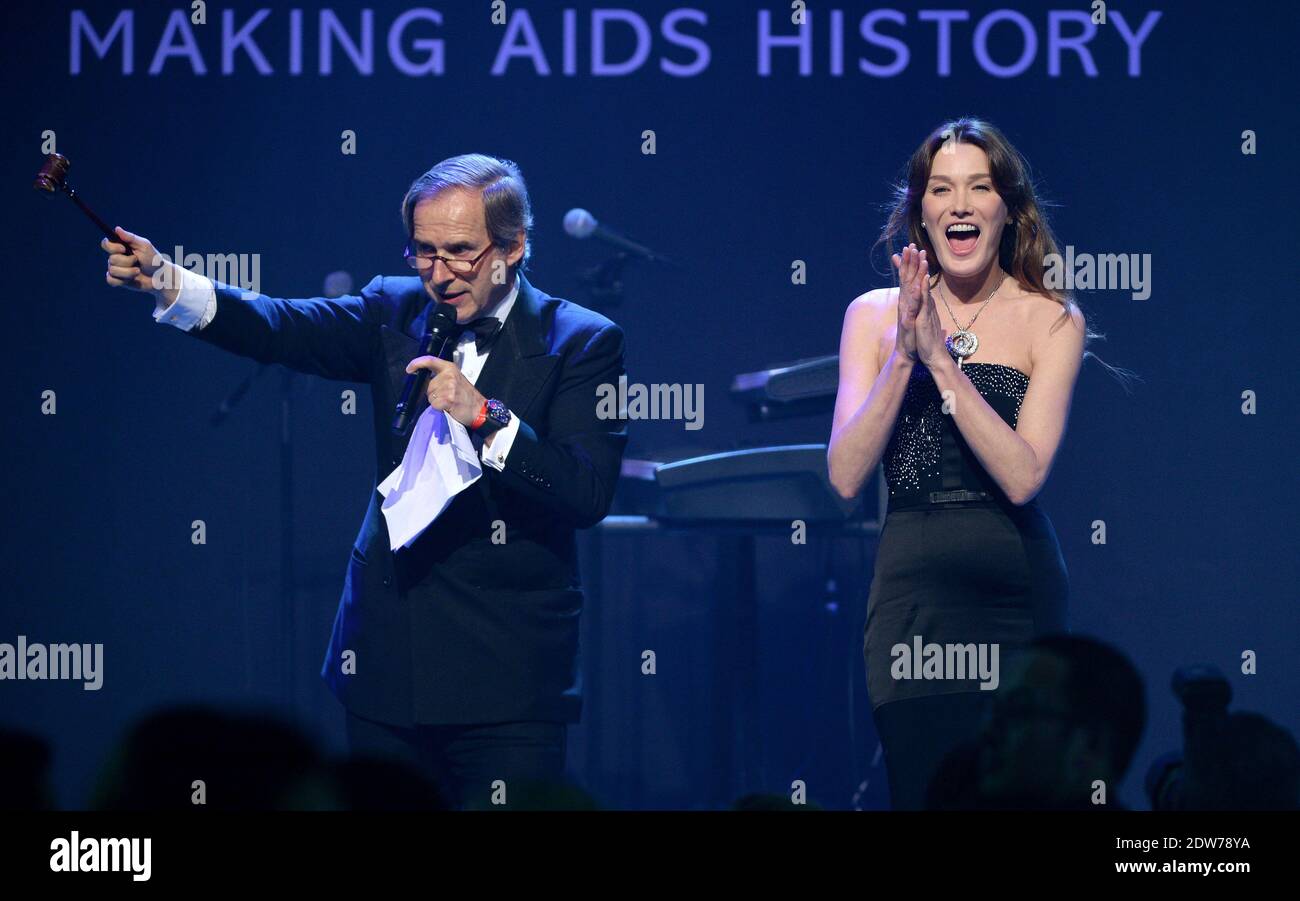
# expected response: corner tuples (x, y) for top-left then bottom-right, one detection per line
(472, 398), (511, 436)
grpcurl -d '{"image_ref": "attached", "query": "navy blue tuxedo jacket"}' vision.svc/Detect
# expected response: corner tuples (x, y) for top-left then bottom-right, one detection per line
(188, 273), (628, 726)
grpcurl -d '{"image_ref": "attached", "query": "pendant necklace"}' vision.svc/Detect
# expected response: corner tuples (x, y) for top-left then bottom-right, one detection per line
(935, 273), (1007, 370)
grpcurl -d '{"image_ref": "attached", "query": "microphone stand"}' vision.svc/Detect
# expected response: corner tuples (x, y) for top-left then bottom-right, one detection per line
(579, 252), (630, 309)
(209, 275), (356, 714)
(210, 363), (301, 713)
(278, 368), (297, 712)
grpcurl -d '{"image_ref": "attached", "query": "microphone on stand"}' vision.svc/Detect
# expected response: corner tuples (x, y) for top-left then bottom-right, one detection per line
(563, 208), (672, 263)
(322, 270), (353, 298)
(392, 302), (460, 435)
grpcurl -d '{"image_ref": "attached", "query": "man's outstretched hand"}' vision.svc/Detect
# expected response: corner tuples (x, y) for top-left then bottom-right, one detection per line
(102, 226), (178, 303)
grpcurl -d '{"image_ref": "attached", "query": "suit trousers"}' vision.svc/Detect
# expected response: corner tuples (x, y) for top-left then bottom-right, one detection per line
(345, 710), (566, 810)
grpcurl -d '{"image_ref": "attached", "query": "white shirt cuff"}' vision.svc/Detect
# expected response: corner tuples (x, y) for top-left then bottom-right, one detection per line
(479, 413), (521, 471)
(153, 266), (216, 331)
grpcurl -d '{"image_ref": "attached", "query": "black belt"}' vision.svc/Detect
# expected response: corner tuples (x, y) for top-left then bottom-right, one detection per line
(928, 489), (991, 504)
(887, 489), (999, 514)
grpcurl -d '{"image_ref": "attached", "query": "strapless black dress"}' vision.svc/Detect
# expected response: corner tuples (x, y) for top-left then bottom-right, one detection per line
(863, 362), (1069, 807)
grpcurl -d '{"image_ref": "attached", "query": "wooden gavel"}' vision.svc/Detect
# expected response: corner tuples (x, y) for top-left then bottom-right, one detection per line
(33, 153), (120, 245)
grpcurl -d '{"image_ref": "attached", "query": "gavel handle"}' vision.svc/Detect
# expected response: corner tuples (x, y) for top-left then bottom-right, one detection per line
(64, 185), (118, 244)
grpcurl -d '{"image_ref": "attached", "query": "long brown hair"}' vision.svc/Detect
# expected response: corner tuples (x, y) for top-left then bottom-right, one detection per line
(875, 117), (1136, 389)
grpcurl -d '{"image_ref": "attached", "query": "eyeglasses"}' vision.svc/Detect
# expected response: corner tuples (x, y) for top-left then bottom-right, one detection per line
(403, 241), (495, 275)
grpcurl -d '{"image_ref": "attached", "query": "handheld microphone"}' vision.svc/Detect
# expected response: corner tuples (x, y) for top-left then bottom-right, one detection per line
(392, 302), (459, 435)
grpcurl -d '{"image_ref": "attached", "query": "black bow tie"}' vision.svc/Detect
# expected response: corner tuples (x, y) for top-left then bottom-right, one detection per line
(453, 317), (504, 353)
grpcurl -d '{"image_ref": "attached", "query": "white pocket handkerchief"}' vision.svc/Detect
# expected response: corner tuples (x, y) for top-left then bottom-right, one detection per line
(377, 406), (482, 550)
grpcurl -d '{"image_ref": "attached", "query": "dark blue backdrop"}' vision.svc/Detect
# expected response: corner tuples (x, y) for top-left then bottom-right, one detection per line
(3, 0), (1295, 809)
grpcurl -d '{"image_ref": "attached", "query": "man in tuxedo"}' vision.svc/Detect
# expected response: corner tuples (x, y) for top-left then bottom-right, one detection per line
(102, 154), (628, 808)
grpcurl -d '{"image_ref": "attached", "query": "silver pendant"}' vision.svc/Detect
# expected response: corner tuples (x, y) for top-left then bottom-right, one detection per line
(946, 329), (979, 362)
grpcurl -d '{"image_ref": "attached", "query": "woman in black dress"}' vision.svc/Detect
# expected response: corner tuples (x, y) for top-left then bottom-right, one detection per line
(828, 119), (1088, 810)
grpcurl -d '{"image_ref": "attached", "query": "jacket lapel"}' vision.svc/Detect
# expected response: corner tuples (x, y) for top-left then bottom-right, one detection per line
(472, 275), (558, 421)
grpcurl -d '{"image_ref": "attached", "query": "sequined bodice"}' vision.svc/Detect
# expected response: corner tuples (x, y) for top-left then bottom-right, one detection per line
(883, 362), (1030, 510)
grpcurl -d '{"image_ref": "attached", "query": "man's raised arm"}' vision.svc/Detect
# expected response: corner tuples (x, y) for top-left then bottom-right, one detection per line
(102, 225), (377, 383)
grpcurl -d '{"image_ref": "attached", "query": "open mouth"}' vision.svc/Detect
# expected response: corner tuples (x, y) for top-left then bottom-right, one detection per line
(945, 223), (980, 257)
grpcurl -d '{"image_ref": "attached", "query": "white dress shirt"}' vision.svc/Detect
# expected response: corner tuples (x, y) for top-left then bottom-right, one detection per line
(152, 267), (522, 470)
